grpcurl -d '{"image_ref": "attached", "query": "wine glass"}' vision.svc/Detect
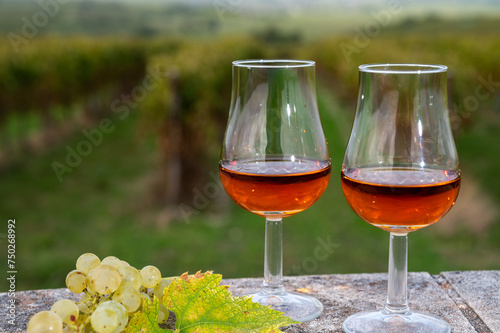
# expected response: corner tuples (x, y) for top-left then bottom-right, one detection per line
(341, 64), (460, 332)
(219, 60), (331, 322)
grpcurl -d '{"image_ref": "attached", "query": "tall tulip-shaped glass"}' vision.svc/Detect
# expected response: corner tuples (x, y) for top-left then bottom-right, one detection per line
(341, 64), (460, 332)
(220, 60), (331, 322)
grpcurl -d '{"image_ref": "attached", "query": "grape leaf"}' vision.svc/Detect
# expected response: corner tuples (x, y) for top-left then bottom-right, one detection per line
(164, 271), (299, 332)
(125, 296), (171, 333)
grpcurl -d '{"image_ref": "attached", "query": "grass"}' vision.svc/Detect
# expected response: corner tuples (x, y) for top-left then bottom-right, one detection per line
(1, 79), (500, 292)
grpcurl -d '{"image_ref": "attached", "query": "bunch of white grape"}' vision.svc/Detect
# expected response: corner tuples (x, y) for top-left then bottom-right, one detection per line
(27, 253), (175, 333)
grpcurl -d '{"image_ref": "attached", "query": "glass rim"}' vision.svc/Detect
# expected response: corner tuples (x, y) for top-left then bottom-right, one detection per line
(359, 63), (447, 74)
(232, 59), (315, 68)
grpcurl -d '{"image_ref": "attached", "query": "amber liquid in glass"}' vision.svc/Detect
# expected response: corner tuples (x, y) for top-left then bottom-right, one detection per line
(341, 168), (460, 232)
(220, 159), (331, 219)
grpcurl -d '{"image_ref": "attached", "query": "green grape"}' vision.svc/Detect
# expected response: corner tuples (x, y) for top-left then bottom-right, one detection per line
(76, 253), (101, 275)
(78, 293), (91, 313)
(86, 283), (96, 296)
(119, 266), (142, 290)
(91, 304), (118, 333)
(101, 256), (122, 269)
(76, 311), (90, 329)
(99, 301), (128, 333)
(89, 264), (122, 295)
(51, 299), (79, 325)
(120, 260), (130, 267)
(157, 304), (169, 324)
(27, 311), (63, 333)
(79, 293), (90, 302)
(140, 265), (162, 288)
(77, 302), (91, 313)
(112, 285), (141, 313)
(85, 270), (96, 295)
(63, 327), (77, 333)
(65, 269), (87, 293)
(153, 277), (175, 300)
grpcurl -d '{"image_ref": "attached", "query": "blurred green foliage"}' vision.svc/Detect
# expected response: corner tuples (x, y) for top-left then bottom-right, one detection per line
(0, 6), (499, 292)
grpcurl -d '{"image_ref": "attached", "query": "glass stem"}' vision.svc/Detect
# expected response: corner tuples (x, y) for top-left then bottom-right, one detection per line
(384, 232), (410, 315)
(263, 218), (285, 294)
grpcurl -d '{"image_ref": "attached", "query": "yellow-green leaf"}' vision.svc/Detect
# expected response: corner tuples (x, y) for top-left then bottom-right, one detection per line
(125, 297), (171, 333)
(164, 271), (299, 332)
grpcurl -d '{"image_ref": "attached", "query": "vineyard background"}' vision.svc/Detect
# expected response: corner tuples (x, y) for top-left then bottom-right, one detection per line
(1, 0), (500, 291)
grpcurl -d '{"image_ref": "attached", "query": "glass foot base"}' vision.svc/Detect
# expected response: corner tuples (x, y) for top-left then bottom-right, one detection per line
(343, 310), (451, 333)
(249, 289), (323, 322)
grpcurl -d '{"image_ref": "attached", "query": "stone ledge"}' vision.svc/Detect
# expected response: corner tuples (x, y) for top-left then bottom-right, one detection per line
(1, 271), (498, 332)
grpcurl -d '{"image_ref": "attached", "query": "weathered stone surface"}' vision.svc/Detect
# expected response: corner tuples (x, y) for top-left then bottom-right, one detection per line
(441, 271), (500, 332)
(0, 271), (497, 332)
(223, 272), (476, 333)
(1, 288), (78, 332)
